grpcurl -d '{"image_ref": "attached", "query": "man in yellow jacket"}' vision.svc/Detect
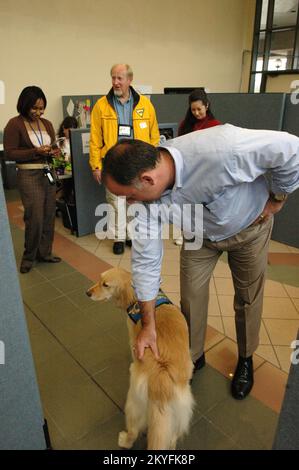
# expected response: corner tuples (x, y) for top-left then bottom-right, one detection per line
(89, 64), (160, 254)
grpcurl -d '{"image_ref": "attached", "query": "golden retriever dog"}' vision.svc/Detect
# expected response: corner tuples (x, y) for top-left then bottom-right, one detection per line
(86, 267), (194, 450)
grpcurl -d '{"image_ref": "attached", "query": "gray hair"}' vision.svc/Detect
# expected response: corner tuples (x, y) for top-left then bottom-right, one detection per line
(110, 64), (133, 80)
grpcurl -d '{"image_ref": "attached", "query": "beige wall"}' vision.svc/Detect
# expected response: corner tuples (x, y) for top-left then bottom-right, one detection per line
(0, 0), (255, 131)
(239, 0), (256, 92)
(266, 74), (299, 93)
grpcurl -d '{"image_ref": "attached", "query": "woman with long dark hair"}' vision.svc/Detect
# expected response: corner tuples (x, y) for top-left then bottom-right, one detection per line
(178, 88), (221, 136)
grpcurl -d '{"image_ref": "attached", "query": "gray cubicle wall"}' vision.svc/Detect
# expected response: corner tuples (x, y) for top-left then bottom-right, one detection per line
(0, 174), (46, 449)
(209, 93), (286, 130)
(62, 95), (93, 128)
(151, 94), (189, 125)
(62, 94), (93, 116)
(62, 93), (288, 130)
(271, 184), (299, 248)
(271, 93), (299, 248)
(63, 94), (187, 128)
(63, 92), (287, 131)
(92, 95), (102, 107)
(62, 95), (102, 128)
(282, 93), (299, 137)
(70, 128), (106, 237)
(151, 92), (286, 131)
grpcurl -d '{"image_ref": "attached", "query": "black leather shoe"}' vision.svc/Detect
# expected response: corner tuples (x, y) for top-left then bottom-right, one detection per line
(20, 264), (32, 274)
(38, 256), (61, 263)
(231, 356), (253, 400)
(193, 353), (206, 374)
(125, 239), (132, 248)
(113, 241), (125, 255)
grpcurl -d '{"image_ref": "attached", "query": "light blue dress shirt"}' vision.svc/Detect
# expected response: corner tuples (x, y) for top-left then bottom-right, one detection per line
(113, 92), (134, 139)
(130, 124), (299, 301)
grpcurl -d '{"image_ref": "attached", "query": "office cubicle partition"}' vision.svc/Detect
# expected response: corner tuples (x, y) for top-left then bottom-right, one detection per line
(151, 94), (189, 124)
(69, 128), (106, 237)
(63, 92), (287, 132)
(271, 191), (299, 248)
(0, 174), (46, 449)
(282, 93), (299, 137)
(151, 92), (287, 131)
(209, 93), (286, 130)
(270, 94), (299, 247)
(62, 95), (103, 128)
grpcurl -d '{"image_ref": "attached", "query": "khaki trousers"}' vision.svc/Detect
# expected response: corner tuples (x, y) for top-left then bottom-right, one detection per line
(105, 188), (129, 242)
(180, 217), (273, 362)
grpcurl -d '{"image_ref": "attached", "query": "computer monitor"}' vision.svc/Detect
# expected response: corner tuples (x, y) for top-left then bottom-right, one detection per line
(158, 122), (178, 144)
(164, 87), (204, 95)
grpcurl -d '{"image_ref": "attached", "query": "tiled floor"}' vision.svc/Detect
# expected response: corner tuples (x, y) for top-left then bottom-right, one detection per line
(6, 188), (299, 449)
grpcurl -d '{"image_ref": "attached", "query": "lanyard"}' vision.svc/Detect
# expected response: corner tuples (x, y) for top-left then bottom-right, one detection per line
(28, 119), (44, 146)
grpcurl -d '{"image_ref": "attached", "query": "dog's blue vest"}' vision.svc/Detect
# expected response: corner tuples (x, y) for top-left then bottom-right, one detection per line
(127, 289), (173, 324)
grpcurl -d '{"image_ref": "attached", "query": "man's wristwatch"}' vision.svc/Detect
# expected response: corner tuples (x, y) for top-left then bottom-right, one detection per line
(270, 192), (288, 202)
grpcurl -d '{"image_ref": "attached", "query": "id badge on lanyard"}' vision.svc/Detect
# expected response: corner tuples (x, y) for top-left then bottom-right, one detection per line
(118, 124), (132, 138)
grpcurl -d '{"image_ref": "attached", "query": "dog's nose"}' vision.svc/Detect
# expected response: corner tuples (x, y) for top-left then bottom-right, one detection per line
(86, 290), (92, 297)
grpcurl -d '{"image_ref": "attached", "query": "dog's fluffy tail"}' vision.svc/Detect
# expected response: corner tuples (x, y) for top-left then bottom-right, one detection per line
(147, 401), (173, 450)
(148, 360), (175, 403)
(125, 362), (177, 449)
(147, 386), (194, 450)
(146, 362), (183, 450)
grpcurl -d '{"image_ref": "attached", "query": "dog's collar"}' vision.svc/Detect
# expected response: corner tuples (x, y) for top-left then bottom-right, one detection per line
(127, 290), (173, 324)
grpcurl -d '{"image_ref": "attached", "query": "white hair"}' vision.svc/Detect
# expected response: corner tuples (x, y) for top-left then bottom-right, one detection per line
(110, 64), (133, 80)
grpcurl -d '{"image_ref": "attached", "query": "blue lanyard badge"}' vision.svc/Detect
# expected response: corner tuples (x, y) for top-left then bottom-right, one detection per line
(29, 120), (44, 146)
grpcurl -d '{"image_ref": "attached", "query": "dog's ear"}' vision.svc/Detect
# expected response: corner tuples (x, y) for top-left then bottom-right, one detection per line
(101, 278), (118, 289)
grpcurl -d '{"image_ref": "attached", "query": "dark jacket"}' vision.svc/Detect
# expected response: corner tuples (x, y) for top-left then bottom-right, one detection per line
(4, 115), (55, 163)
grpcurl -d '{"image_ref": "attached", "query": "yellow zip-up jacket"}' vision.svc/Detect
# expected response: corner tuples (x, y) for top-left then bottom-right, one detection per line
(89, 87), (160, 171)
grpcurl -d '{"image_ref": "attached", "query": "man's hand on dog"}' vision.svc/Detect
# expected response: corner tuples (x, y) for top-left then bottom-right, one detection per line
(135, 325), (159, 360)
(135, 300), (160, 360)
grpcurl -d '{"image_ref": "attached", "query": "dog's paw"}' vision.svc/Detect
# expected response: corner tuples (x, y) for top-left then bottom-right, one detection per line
(118, 431), (132, 449)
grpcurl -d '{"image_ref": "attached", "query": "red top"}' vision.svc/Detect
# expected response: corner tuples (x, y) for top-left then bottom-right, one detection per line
(193, 116), (221, 131)
(178, 116), (221, 135)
